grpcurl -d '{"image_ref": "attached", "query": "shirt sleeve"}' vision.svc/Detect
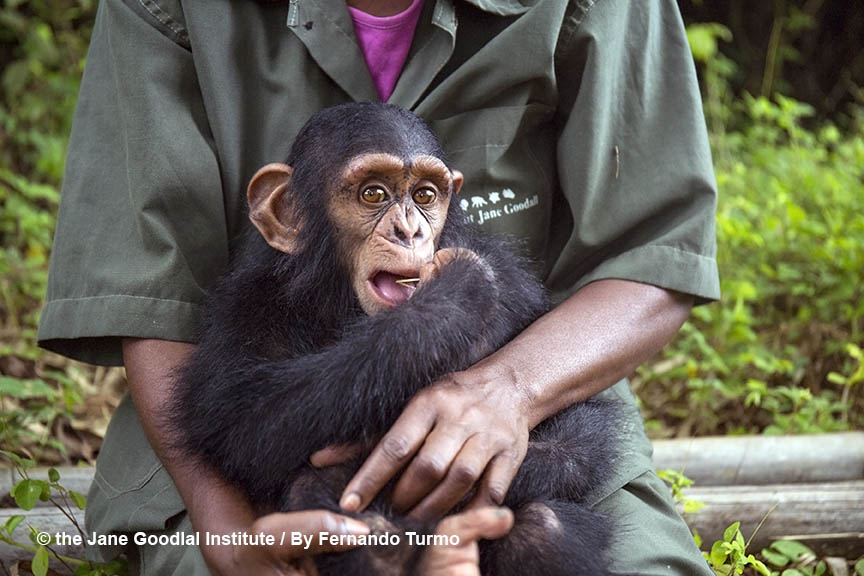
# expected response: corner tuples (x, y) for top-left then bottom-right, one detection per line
(37, 0), (228, 366)
(545, 0), (720, 305)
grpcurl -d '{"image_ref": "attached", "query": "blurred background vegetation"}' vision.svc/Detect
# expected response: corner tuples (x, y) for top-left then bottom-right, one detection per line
(0, 0), (862, 465)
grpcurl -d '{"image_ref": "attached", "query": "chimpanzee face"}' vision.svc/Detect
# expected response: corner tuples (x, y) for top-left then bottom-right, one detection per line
(328, 152), (461, 315)
(245, 153), (462, 316)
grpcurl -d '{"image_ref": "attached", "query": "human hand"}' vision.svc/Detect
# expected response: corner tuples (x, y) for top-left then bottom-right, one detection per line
(418, 507), (514, 576)
(338, 369), (530, 521)
(205, 510), (369, 576)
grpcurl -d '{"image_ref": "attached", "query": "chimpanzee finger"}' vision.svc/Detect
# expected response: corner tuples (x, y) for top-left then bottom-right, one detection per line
(465, 451), (521, 510)
(340, 403), (437, 512)
(418, 260), (439, 285)
(407, 435), (493, 521)
(390, 425), (472, 512)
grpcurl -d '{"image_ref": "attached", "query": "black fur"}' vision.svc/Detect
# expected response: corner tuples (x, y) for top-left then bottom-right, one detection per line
(169, 103), (621, 575)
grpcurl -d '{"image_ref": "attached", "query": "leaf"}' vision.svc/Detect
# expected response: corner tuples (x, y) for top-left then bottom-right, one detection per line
(4, 514), (24, 536)
(854, 558), (864, 575)
(771, 540), (813, 561)
(11, 479), (41, 510)
(724, 522), (741, 543)
(710, 540), (729, 567)
(39, 480), (51, 502)
(761, 547), (789, 567)
(0, 449), (36, 470)
(686, 23), (733, 62)
(0, 376), (57, 399)
(745, 555), (772, 576)
(69, 490), (87, 510)
(31, 545), (49, 576)
(48, 467), (60, 483)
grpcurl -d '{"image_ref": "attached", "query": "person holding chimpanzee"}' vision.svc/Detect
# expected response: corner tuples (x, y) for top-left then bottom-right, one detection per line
(38, 0), (720, 574)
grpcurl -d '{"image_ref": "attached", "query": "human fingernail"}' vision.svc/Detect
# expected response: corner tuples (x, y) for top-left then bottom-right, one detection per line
(343, 518), (370, 535)
(341, 493), (361, 512)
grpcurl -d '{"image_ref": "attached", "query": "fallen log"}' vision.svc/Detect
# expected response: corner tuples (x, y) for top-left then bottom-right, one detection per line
(653, 432), (864, 486)
(681, 481), (864, 557)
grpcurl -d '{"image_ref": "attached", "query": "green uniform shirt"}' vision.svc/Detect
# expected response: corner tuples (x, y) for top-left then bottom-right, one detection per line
(37, 0), (718, 573)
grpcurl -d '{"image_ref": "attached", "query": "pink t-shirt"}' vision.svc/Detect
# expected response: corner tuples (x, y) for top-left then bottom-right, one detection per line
(348, 0), (425, 102)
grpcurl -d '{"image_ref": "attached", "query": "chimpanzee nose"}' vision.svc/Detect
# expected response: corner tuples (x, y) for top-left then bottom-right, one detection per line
(390, 204), (424, 247)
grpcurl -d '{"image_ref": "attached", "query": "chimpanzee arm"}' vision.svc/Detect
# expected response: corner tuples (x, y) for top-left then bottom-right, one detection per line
(173, 250), (545, 508)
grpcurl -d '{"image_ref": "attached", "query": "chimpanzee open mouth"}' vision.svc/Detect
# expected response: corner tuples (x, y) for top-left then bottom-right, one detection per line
(369, 270), (418, 305)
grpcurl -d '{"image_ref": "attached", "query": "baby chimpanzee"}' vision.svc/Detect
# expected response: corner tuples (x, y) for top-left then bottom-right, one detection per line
(170, 102), (620, 575)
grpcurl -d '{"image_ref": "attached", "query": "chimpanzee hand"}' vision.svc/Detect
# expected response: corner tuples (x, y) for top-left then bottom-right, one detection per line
(337, 367), (531, 520)
(417, 247), (493, 287)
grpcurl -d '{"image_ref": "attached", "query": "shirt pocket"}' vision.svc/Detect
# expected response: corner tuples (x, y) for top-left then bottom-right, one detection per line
(427, 103), (557, 261)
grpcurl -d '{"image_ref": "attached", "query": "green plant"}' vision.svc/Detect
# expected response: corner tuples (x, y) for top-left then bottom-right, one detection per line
(0, 368), (83, 457)
(1, 450), (126, 576)
(706, 522), (773, 576)
(658, 468), (705, 515)
(637, 29), (864, 436)
(760, 540), (826, 576)
(0, 0), (106, 465)
(0, 1), (93, 340)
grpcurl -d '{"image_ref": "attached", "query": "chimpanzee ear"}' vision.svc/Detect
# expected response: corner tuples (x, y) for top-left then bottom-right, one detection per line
(451, 170), (464, 196)
(247, 163), (301, 254)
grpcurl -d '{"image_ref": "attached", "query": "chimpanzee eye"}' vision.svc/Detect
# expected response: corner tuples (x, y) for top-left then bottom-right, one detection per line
(412, 187), (437, 205)
(361, 186), (387, 204)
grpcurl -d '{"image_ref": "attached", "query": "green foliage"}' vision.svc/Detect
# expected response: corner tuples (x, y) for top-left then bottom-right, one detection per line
(0, 368), (85, 458)
(706, 522), (772, 576)
(0, 1), (98, 465)
(0, 452), (126, 576)
(759, 540), (828, 576)
(660, 472), (853, 575)
(639, 28), (864, 437)
(686, 23), (736, 135)
(0, 1), (94, 178)
(658, 468), (705, 515)
(0, 0), (94, 342)
(679, 1), (864, 122)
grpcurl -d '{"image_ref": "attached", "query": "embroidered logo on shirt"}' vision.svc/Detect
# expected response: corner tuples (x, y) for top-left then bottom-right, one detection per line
(459, 188), (539, 226)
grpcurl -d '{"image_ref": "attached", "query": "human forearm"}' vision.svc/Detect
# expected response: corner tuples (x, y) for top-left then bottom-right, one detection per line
(122, 339), (257, 570)
(339, 279), (693, 517)
(470, 278), (694, 429)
